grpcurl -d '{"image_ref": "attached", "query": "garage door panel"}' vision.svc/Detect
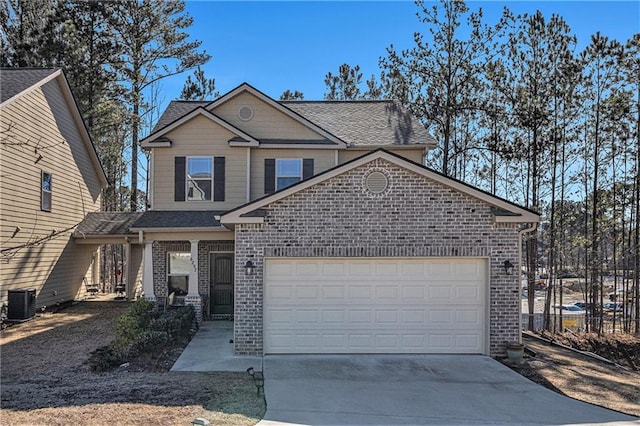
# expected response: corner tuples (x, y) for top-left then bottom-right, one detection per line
(295, 286), (318, 299)
(375, 309), (399, 323)
(402, 286), (426, 299)
(266, 309), (294, 324)
(349, 286), (372, 299)
(322, 285), (345, 299)
(265, 258), (486, 354)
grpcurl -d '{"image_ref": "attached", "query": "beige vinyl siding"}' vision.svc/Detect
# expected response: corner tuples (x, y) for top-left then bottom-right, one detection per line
(250, 149), (337, 200)
(339, 148), (425, 165)
(0, 80), (102, 309)
(214, 92), (324, 140)
(151, 115), (248, 210)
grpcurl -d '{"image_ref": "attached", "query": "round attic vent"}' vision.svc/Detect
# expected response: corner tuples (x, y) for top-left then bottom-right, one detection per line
(365, 171), (389, 194)
(238, 106), (254, 121)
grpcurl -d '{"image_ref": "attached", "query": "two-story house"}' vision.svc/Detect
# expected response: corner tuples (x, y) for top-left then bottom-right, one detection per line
(133, 83), (538, 357)
(0, 68), (107, 312)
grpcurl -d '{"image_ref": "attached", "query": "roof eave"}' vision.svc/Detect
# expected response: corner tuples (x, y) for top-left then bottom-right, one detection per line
(129, 226), (229, 232)
(140, 107), (260, 147)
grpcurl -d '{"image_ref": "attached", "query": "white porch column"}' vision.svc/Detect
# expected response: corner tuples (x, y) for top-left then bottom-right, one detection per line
(142, 241), (156, 302)
(185, 239), (202, 322)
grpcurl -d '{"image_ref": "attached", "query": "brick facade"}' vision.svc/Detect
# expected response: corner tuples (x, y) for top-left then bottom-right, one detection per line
(151, 240), (234, 319)
(234, 158), (521, 356)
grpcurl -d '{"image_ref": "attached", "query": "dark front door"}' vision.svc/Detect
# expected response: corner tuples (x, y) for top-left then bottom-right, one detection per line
(210, 253), (234, 319)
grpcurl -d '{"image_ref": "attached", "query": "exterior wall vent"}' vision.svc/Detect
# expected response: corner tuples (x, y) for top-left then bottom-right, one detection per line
(238, 106), (254, 121)
(365, 171), (389, 194)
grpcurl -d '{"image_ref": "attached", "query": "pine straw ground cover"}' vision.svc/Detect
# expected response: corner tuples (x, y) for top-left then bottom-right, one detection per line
(0, 298), (265, 426)
(503, 332), (640, 417)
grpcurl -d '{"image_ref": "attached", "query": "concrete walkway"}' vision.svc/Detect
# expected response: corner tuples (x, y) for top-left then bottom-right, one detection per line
(170, 320), (262, 372)
(258, 355), (639, 426)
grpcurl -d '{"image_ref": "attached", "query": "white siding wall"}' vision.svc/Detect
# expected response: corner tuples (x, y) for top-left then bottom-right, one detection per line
(0, 80), (102, 308)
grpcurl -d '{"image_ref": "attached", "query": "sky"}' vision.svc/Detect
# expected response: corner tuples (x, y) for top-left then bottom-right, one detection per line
(159, 0), (640, 109)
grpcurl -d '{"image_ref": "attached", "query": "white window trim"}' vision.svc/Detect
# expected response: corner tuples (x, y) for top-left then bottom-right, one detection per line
(275, 158), (303, 191)
(186, 156), (213, 202)
(167, 251), (190, 295)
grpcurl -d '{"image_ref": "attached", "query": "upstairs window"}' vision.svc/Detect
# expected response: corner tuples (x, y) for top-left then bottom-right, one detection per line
(187, 157), (213, 201)
(276, 159), (302, 190)
(264, 158), (314, 194)
(175, 156), (225, 202)
(41, 171), (52, 211)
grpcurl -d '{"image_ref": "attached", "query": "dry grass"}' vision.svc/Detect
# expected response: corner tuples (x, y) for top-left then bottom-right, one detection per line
(504, 333), (640, 417)
(0, 298), (265, 425)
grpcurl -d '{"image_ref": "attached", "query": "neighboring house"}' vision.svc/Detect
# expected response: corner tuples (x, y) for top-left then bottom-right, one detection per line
(89, 83), (539, 356)
(0, 68), (108, 310)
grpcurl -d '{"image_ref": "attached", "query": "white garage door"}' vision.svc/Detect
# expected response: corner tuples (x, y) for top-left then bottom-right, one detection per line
(264, 257), (487, 354)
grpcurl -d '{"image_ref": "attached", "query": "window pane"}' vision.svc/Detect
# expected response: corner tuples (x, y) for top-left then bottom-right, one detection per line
(277, 176), (301, 190)
(41, 172), (52, 211)
(187, 179), (212, 200)
(187, 157), (212, 178)
(168, 276), (188, 296)
(276, 159), (301, 176)
(42, 192), (51, 211)
(168, 252), (191, 274)
(42, 172), (52, 191)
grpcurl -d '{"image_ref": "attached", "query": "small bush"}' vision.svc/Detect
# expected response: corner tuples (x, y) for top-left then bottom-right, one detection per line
(89, 300), (197, 372)
(88, 345), (122, 372)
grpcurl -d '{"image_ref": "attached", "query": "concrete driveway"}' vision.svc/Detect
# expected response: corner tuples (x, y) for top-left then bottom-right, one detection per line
(258, 355), (638, 425)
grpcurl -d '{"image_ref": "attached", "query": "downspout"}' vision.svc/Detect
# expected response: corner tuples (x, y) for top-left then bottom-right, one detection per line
(518, 222), (538, 342)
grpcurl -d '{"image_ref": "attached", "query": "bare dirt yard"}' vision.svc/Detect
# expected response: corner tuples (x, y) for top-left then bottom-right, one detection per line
(504, 332), (640, 417)
(0, 297), (265, 426)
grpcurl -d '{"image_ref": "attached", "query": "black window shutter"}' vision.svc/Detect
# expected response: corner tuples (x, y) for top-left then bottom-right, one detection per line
(303, 158), (314, 179)
(264, 158), (275, 194)
(174, 156), (186, 201)
(213, 156), (225, 201)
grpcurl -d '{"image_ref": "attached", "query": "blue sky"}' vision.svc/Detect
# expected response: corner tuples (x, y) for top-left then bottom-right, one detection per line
(159, 1), (639, 106)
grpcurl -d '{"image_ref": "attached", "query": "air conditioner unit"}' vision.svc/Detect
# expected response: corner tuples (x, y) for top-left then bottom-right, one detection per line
(7, 289), (36, 321)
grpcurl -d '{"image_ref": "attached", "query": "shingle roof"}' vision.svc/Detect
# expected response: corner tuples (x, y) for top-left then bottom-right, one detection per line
(149, 98), (433, 147)
(131, 210), (225, 229)
(73, 212), (144, 237)
(0, 67), (59, 103)
(282, 101), (431, 147)
(152, 100), (209, 133)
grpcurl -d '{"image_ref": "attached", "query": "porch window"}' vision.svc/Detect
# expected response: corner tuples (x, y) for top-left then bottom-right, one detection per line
(276, 158), (302, 190)
(41, 171), (52, 211)
(187, 157), (212, 201)
(167, 252), (190, 296)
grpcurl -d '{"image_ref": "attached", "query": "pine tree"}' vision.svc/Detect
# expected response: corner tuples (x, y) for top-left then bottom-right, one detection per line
(380, 0), (509, 177)
(324, 63), (363, 100)
(180, 66), (218, 100)
(108, 0), (209, 211)
(280, 90), (305, 100)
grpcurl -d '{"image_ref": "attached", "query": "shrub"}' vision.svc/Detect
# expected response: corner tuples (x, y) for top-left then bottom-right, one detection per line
(90, 300), (197, 371)
(88, 345), (122, 372)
